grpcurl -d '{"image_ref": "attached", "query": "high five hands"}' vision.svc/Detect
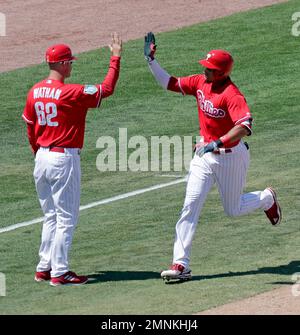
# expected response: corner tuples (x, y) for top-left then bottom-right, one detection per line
(144, 32), (157, 61)
(109, 32), (122, 57)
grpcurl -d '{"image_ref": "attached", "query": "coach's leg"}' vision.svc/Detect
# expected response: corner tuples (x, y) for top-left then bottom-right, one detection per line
(34, 150), (57, 272)
(49, 152), (81, 278)
(173, 155), (215, 267)
(215, 142), (273, 217)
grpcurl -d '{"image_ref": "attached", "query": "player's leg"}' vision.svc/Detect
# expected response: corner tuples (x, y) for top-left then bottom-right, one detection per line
(33, 150), (57, 280)
(161, 155), (215, 280)
(49, 151), (81, 279)
(215, 142), (274, 217)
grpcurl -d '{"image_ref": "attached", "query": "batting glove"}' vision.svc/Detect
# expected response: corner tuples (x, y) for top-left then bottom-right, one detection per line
(144, 32), (157, 62)
(196, 139), (223, 157)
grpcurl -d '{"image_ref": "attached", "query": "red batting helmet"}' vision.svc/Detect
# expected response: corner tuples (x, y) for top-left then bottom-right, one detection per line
(45, 44), (77, 63)
(199, 50), (233, 74)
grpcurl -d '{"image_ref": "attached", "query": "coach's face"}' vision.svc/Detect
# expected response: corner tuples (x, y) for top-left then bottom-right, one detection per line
(57, 60), (73, 78)
(63, 61), (73, 78)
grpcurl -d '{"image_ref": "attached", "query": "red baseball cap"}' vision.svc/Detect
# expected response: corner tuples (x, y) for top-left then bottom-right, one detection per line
(46, 44), (77, 63)
(199, 50), (233, 73)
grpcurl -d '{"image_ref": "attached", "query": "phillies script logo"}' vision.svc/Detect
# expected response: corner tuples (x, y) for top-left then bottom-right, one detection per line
(196, 90), (225, 118)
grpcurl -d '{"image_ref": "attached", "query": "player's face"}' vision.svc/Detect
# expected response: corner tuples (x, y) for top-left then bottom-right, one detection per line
(204, 68), (224, 82)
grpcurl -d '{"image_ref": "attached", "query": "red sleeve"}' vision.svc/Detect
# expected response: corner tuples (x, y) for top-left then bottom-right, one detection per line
(167, 76), (181, 93)
(168, 74), (201, 96)
(26, 123), (39, 154)
(73, 84), (102, 109)
(101, 56), (121, 98)
(73, 56), (120, 108)
(22, 94), (38, 154)
(22, 94), (35, 125)
(227, 94), (253, 135)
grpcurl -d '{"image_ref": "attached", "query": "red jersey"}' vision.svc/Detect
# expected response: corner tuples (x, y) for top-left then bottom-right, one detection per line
(169, 74), (252, 147)
(22, 56), (120, 151)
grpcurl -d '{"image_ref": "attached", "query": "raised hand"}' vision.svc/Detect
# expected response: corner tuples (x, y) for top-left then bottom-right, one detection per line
(144, 32), (156, 62)
(109, 32), (122, 57)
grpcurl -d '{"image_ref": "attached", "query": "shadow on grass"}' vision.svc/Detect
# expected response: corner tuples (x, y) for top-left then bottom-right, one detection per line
(165, 260), (300, 285)
(87, 271), (160, 284)
(191, 260), (300, 283)
(86, 261), (300, 285)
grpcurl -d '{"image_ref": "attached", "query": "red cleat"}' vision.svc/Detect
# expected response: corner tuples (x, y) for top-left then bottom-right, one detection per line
(264, 188), (282, 226)
(161, 263), (192, 281)
(35, 270), (51, 282)
(50, 271), (88, 286)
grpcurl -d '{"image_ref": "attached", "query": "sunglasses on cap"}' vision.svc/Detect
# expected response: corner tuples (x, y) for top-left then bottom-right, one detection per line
(60, 60), (74, 65)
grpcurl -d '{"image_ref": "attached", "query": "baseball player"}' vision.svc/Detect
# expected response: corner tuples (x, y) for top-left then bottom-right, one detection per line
(144, 32), (282, 281)
(22, 33), (122, 286)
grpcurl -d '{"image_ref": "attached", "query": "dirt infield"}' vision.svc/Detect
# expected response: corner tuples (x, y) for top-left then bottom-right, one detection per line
(1, 0), (295, 315)
(197, 286), (300, 315)
(0, 0), (287, 73)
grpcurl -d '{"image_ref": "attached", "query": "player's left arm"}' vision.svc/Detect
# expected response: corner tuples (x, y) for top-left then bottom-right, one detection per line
(227, 94), (252, 136)
(196, 125), (249, 157)
(219, 124), (250, 145)
(197, 94), (252, 157)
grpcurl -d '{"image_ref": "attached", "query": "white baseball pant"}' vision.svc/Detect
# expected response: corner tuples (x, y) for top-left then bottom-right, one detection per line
(173, 141), (274, 268)
(34, 147), (81, 277)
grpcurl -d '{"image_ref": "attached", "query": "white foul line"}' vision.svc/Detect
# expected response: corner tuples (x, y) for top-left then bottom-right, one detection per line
(0, 177), (186, 234)
(154, 174), (186, 178)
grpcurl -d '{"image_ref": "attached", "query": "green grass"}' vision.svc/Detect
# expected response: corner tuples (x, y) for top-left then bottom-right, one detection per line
(0, 0), (300, 314)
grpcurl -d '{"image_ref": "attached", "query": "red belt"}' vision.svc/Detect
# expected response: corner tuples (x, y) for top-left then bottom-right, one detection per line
(49, 147), (65, 153)
(214, 148), (232, 155)
(213, 142), (249, 154)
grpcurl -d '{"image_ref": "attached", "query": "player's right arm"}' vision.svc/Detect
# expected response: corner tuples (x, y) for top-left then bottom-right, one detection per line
(101, 32), (122, 98)
(26, 124), (38, 155)
(22, 94), (39, 155)
(144, 32), (197, 95)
